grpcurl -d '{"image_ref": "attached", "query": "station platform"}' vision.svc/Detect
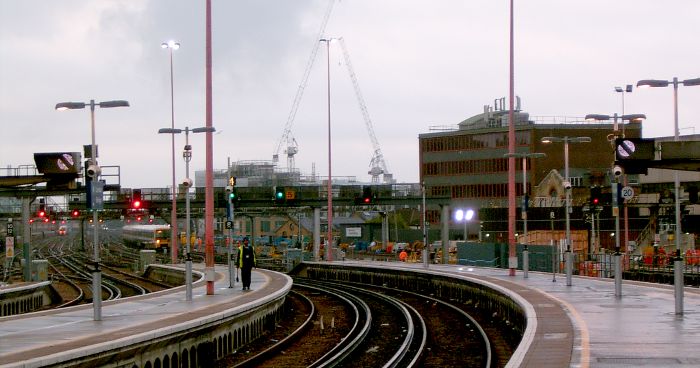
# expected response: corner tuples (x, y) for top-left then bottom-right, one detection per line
(2, 261), (699, 367)
(338, 260), (700, 368)
(0, 265), (290, 367)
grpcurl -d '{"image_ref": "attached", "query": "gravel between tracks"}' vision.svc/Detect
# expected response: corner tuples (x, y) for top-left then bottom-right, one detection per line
(216, 287), (352, 368)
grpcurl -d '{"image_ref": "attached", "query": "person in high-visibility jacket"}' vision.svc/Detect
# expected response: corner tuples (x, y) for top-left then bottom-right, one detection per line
(236, 237), (256, 290)
(399, 249), (408, 262)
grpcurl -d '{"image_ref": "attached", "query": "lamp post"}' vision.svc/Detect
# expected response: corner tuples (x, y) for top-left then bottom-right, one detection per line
(504, 152), (546, 278)
(320, 37), (337, 261)
(158, 126), (214, 301)
(541, 136), (591, 286)
(421, 181), (428, 269)
(161, 40), (180, 264)
(56, 99), (129, 321)
(637, 76), (700, 315)
(615, 85), (633, 115)
(454, 209), (475, 241)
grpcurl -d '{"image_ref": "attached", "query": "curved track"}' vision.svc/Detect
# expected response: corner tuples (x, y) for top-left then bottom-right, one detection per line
(223, 277), (490, 368)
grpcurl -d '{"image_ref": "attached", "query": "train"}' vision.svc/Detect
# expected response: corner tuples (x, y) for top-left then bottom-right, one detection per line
(122, 224), (171, 251)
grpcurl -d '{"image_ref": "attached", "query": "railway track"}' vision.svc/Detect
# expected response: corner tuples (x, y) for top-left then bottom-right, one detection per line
(28, 233), (174, 308)
(220, 278), (491, 368)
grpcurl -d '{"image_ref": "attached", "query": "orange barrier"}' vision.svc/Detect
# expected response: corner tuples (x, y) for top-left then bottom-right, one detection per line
(686, 249), (700, 266)
(578, 261), (599, 277)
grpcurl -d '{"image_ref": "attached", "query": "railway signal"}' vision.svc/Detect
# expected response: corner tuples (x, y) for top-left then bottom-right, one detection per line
(590, 186), (601, 206)
(355, 186), (375, 205)
(614, 137), (655, 175)
(229, 188), (239, 203)
(72, 209), (80, 217)
(274, 186), (285, 204)
(132, 189), (142, 209)
(38, 199), (46, 217)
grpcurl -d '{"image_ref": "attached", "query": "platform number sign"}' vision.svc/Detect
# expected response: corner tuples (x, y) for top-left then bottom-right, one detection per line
(621, 186), (634, 200)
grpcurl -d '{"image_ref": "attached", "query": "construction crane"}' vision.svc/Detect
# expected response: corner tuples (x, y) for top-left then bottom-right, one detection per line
(338, 38), (393, 183)
(272, 0), (335, 171)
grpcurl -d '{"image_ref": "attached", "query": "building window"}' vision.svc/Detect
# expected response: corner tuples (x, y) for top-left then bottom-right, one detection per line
(421, 131), (531, 154)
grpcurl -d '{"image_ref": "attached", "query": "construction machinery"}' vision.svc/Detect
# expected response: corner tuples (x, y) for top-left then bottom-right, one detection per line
(337, 38), (393, 183)
(272, 0), (335, 172)
(272, 1), (394, 183)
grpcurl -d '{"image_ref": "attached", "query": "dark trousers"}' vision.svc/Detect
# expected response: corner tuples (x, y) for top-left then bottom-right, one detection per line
(241, 266), (252, 288)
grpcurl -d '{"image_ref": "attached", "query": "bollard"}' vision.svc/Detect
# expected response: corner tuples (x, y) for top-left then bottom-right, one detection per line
(565, 251), (572, 286)
(614, 253), (622, 298)
(523, 249), (529, 279)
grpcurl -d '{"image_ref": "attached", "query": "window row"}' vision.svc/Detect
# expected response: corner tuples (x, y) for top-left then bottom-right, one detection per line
(421, 131), (531, 153)
(430, 183), (529, 199)
(423, 157), (532, 176)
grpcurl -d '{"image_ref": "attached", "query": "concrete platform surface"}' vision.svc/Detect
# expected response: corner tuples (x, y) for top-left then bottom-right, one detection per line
(0, 265), (275, 366)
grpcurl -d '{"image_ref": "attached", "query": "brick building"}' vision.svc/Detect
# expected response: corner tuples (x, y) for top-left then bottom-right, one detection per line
(418, 100), (643, 249)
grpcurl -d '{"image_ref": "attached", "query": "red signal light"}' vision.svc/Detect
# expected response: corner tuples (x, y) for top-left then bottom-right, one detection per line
(44, 218), (49, 223)
(132, 200), (141, 209)
(38, 210), (46, 217)
(72, 210), (80, 217)
(363, 197), (370, 204)
(136, 216), (142, 222)
(592, 198), (599, 205)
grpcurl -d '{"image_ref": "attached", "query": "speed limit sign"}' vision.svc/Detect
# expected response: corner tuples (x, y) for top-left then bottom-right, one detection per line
(621, 186), (634, 200)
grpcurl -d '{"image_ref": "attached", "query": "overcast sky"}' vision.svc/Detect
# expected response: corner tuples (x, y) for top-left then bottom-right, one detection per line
(1, 0), (698, 189)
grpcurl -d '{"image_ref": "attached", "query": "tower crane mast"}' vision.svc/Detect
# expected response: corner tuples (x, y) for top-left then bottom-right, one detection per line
(273, 0), (335, 167)
(338, 38), (393, 183)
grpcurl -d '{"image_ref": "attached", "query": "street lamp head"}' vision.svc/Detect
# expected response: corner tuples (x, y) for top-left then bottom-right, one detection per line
(161, 40), (180, 50)
(98, 100), (129, 108)
(585, 113), (645, 123)
(541, 136), (590, 144)
(683, 78), (700, 86)
(614, 86), (623, 93)
(637, 79), (669, 88)
(585, 114), (609, 122)
(465, 209), (475, 221)
(158, 128), (182, 134)
(625, 84), (633, 92)
(55, 102), (86, 111)
(622, 114), (646, 123)
(192, 127), (215, 134)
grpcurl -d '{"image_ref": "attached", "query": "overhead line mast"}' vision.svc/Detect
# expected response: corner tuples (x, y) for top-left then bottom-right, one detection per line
(273, 0), (335, 168)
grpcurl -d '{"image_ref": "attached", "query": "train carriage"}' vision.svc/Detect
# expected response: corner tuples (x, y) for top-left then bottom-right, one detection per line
(122, 224), (171, 251)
